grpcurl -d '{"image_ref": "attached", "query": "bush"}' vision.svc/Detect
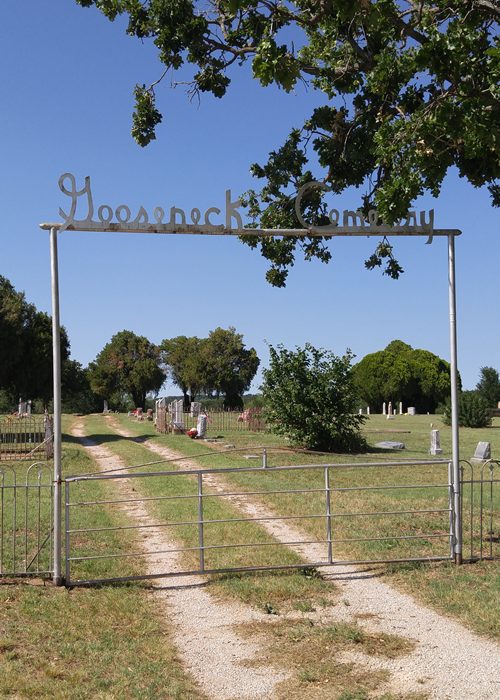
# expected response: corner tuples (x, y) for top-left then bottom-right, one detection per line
(443, 391), (492, 428)
(262, 343), (367, 453)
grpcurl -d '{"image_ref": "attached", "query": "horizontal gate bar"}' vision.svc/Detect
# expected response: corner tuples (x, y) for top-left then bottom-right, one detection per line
(69, 531), (450, 563)
(68, 506), (452, 535)
(65, 458), (451, 482)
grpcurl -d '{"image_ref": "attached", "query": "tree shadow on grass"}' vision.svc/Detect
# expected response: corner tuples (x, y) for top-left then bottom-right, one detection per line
(63, 432), (150, 445)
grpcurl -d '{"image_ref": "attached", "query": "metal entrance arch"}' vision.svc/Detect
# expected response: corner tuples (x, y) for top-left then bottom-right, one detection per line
(40, 173), (463, 585)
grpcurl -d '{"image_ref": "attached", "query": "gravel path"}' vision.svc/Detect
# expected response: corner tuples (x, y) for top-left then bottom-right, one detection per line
(106, 418), (500, 700)
(71, 421), (287, 699)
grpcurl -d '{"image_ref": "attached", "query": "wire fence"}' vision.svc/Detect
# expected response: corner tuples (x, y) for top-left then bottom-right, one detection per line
(0, 415), (54, 461)
(154, 406), (267, 434)
(0, 462), (53, 576)
(460, 459), (499, 561)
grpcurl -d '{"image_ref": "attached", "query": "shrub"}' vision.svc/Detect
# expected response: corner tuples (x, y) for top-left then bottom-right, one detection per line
(443, 391), (492, 428)
(262, 343), (367, 453)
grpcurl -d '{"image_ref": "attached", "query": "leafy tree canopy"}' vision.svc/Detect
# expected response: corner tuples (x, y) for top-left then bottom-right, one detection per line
(161, 327), (259, 409)
(354, 339), (455, 413)
(160, 335), (207, 408)
(203, 327), (260, 408)
(61, 361), (103, 414)
(88, 330), (165, 408)
(476, 365), (500, 407)
(0, 276), (71, 406)
(77, 1), (499, 285)
(262, 342), (366, 452)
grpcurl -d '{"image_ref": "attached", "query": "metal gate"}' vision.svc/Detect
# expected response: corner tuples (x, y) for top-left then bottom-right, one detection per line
(0, 462), (53, 577)
(460, 459), (499, 562)
(64, 458), (463, 587)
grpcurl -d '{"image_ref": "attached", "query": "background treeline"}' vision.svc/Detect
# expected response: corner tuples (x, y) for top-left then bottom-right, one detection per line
(0, 275), (100, 414)
(2, 276), (499, 424)
(0, 275), (260, 412)
(88, 327), (260, 411)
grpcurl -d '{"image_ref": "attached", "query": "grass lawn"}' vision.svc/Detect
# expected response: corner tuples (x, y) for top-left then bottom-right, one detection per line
(110, 412), (499, 640)
(0, 417), (205, 699)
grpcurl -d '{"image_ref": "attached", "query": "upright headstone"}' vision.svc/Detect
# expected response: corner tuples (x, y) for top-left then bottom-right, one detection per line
(170, 399), (185, 432)
(44, 410), (54, 459)
(103, 400), (109, 413)
(430, 429), (443, 455)
(358, 408), (363, 415)
(399, 402), (403, 415)
(367, 406), (370, 415)
(382, 402), (387, 415)
(196, 412), (207, 438)
(388, 401), (393, 416)
(408, 407), (416, 415)
(27, 400), (32, 416)
(190, 401), (201, 417)
(471, 442), (491, 463)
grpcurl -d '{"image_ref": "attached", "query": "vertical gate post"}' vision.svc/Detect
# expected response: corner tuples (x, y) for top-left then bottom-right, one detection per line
(65, 480), (71, 584)
(197, 473), (205, 572)
(448, 233), (462, 563)
(324, 466), (333, 564)
(50, 226), (63, 585)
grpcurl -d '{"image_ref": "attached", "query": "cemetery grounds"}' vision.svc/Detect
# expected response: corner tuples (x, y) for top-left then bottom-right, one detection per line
(0, 412), (498, 698)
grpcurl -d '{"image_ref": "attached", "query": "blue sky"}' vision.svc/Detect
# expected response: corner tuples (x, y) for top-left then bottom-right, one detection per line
(1, 1), (498, 394)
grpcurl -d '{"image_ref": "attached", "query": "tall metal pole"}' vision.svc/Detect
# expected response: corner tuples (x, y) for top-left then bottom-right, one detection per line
(50, 226), (63, 585)
(448, 234), (462, 563)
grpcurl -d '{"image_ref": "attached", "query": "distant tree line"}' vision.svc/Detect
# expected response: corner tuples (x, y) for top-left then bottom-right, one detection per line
(2, 276), (498, 431)
(0, 275), (99, 413)
(88, 326), (260, 411)
(0, 276), (259, 413)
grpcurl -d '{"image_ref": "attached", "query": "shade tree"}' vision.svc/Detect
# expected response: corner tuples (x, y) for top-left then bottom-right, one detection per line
(353, 340), (454, 413)
(76, 1), (499, 285)
(202, 327), (260, 409)
(160, 335), (207, 409)
(161, 327), (259, 409)
(0, 276), (72, 407)
(476, 366), (500, 407)
(88, 330), (165, 409)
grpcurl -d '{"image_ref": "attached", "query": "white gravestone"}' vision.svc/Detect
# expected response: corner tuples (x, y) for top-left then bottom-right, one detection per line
(382, 402), (386, 415)
(196, 412), (207, 438)
(399, 402), (403, 415)
(190, 402), (201, 417)
(408, 407), (416, 415)
(170, 399), (185, 431)
(376, 441), (405, 450)
(430, 429), (443, 455)
(471, 442), (491, 463)
(388, 402), (393, 416)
